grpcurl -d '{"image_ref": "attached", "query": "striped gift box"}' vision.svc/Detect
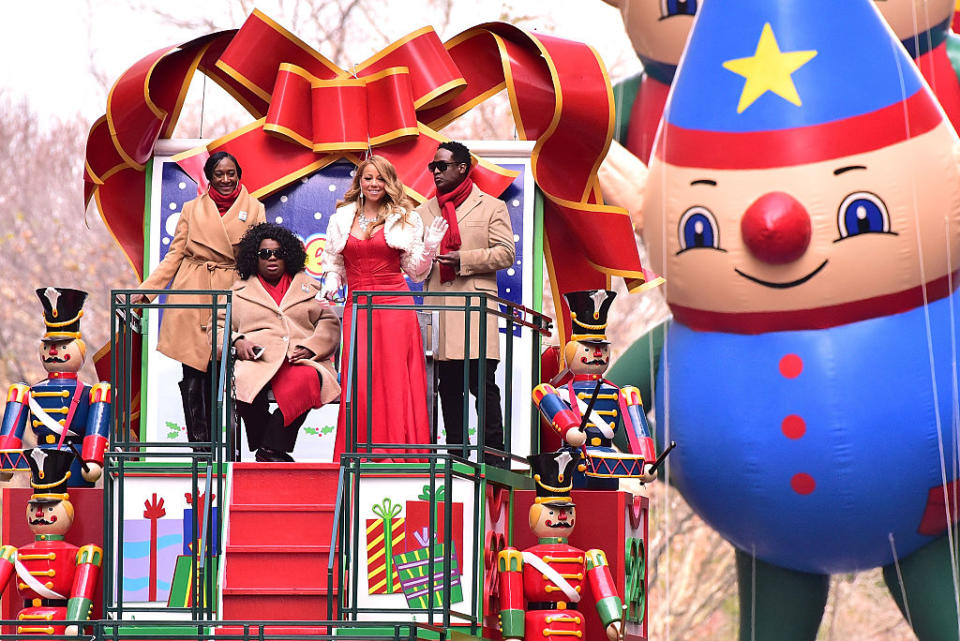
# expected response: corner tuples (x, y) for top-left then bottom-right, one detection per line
(366, 498), (405, 594)
(392, 543), (463, 609)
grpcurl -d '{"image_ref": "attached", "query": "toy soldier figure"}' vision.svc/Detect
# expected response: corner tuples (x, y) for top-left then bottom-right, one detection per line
(498, 450), (623, 641)
(0, 448), (102, 636)
(533, 289), (657, 489)
(0, 288), (110, 486)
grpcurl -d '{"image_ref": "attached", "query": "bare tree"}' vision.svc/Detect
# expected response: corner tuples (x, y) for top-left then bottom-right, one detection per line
(0, 94), (135, 390)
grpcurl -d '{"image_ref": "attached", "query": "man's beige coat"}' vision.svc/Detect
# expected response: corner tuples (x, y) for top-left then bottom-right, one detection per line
(417, 184), (515, 361)
(219, 272), (341, 405)
(139, 188), (266, 371)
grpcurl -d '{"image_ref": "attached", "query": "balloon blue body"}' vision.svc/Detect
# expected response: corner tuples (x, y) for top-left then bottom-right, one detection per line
(657, 291), (960, 573)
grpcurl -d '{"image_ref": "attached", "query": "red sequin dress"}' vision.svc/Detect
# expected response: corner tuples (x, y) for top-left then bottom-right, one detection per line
(333, 231), (430, 461)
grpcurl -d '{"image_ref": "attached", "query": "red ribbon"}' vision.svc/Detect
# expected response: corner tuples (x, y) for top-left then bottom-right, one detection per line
(83, 11), (659, 342)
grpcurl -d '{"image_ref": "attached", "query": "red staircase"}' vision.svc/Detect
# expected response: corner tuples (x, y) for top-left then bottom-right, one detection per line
(221, 463), (341, 623)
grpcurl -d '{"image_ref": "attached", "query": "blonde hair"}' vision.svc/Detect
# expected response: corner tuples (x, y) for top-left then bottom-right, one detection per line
(338, 156), (416, 233)
(562, 341), (578, 368)
(528, 503), (544, 530)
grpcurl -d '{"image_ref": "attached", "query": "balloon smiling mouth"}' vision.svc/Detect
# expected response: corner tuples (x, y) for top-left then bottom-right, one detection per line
(734, 259), (828, 289)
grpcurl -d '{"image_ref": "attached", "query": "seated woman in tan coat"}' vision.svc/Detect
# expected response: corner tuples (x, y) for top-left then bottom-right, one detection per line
(222, 223), (341, 462)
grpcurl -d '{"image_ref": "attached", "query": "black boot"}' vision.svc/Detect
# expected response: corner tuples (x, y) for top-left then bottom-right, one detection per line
(258, 409), (300, 461)
(179, 376), (211, 451)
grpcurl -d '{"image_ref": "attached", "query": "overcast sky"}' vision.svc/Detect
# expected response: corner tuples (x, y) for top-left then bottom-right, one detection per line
(0, 1), (640, 126)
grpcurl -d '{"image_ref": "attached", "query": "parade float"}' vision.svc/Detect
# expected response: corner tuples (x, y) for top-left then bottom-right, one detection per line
(0, 8), (661, 641)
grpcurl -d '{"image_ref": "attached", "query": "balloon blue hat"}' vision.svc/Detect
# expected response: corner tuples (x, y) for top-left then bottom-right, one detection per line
(655, 0), (944, 169)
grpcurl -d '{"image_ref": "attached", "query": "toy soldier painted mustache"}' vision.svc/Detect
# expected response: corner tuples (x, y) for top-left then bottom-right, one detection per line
(497, 450), (624, 641)
(0, 288), (111, 486)
(533, 290), (658, 489)
(0, 448), (102, 636)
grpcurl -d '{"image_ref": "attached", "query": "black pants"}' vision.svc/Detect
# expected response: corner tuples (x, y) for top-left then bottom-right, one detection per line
(438, 359), (504, 453)
(235, 386), (308, 453)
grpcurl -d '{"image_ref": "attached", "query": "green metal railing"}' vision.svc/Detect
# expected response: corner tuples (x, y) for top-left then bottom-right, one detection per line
(343, 291), (552, 465)
(332, 293), (551, 632)
(327, 465), (346, 623)
(8, 289), (552, 639)
(106, 290), (233, 622)
(337, 454), (482, 631)
(0, 619), (441, 640)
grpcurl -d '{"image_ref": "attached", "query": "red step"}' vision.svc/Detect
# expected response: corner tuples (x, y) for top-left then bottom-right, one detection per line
(230, 463), (340, 504)
(228, 504), (336, 545)
(215, 624), (334, 638)
(220, 590), (332, 620)
(224, 545), (334, 589)
(223, 463), (342, 623)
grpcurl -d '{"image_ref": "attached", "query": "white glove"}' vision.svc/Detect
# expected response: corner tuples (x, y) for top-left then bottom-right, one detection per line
(423, 217), (449, 254)
(320, 272), (342, 301)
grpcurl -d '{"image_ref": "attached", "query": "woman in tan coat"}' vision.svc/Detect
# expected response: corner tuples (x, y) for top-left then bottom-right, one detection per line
(132, 152), (266, 446)
(226, 223), (340, 462)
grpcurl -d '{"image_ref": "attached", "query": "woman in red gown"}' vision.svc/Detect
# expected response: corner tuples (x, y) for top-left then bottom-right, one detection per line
(320, 156), (447, 461)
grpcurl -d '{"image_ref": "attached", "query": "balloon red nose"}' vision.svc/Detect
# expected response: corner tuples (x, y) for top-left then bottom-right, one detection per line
(740, 192), (812, 264)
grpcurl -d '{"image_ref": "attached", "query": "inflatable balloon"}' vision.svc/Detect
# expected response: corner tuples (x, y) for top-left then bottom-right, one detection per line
(598, 0), (698, 229)
(608, 1), (960, 639)
(604, 0), (698, 165)
(876, 0), (960, 132)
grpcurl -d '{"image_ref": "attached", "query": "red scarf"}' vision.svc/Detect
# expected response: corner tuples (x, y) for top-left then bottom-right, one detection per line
(258, 272), (292, 306)
(435, 177), (473, 283)
(257, 272), (324, 426)
(271, 360), (325, 426)
(209, 184), (241, 215)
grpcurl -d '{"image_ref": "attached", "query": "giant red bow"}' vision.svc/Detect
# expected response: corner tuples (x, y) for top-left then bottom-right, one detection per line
(179, 14), (516, 205)
(83, 11), (660, 343)
(266, 65), (419, 152)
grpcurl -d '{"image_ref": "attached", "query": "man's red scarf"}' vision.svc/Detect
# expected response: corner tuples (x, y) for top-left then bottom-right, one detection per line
(435, 177), (473, 283)
(209, 184), (242, 215)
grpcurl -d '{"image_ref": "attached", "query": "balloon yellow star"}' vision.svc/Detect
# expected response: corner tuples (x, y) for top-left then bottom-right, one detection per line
(722, 23), (817, 114)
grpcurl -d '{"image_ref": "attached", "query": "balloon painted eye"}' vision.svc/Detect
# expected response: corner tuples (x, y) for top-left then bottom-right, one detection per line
(677, 206), (721, 253)
(837, 192), (890, 238)
(661, 0), (697, 18)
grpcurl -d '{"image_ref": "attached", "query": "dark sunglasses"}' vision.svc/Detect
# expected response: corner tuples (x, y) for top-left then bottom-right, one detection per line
(427, 161), (464, 173)
(256, 248), (284, 260)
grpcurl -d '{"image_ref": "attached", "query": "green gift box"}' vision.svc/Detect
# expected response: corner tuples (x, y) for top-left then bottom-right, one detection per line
(392, 543), (463, 609)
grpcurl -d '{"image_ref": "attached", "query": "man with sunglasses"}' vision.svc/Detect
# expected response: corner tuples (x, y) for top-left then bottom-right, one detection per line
(417, 141), (516, 468)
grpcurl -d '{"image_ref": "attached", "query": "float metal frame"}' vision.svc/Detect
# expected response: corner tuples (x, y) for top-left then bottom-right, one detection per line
(335, 292), (550, 634)
(103, 289), (233, 622)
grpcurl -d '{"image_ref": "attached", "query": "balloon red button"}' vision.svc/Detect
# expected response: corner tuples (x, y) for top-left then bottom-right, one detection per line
(779, 354), (803, 378)
(791, 473), (816, 495)
(781, 415), (806, 439)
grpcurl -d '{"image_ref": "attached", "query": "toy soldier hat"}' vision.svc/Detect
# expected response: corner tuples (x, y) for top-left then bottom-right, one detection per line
(24, 448), (74, 503)
(564, 289), (617, 344)
(528, 449), (579, 506)
(36, 287), (88, 342)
